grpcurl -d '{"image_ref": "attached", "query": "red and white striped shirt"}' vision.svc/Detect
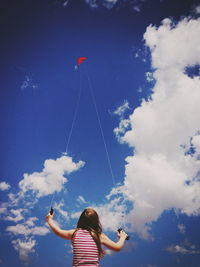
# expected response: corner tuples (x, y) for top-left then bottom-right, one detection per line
(72, 229), (99, 267)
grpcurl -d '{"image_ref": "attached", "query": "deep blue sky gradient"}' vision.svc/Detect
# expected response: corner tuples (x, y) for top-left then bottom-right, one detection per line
(1, 0), (200, 266)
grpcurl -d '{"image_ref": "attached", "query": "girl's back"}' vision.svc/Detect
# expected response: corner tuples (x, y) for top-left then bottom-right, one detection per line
(72, 229), (99, 267)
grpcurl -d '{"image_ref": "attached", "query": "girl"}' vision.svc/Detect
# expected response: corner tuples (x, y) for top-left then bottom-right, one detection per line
(46, 207), (128, 266)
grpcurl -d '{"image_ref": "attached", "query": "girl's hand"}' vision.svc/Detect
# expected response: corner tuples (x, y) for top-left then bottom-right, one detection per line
(117, 229), (128, 240)
(45, 211), (54, 223)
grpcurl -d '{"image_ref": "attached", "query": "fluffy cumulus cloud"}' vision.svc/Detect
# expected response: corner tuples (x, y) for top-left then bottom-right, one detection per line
(19, 155), (85, 198)
(112, 16), (200, 238)
(0, 181), (10, 191)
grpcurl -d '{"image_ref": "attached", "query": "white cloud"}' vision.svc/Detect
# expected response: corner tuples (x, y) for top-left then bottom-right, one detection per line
(133, 5), (140, 12)
(0, 181), (10, 191)
(145, 71), (154, 82)
(6, 222), (49, 236)
(21, 75), (38, 90)
(135, 52), (139, 58)
(195, 5), (200, 15)
(93, 199), (126, 232)
(25, 217), (38, 227)
(4, 209), (24, 223)
(110, 16), (200, 238)
(0, 207), (7, 214)
(104, 248), (113, 255)
(54, 200), (70, 221)
(63, 0), (69, 7)
(192, 134), (200, 155)
(6, 215), (49, 238)
(85, 0), (118, 9)
(113, 100), (130, 118)
(77, 195), (86, 204)
(177, 224), (186, 234)
(166, 241), (200, 255)
(114, 119), (131, 143)
(113, 101), (131, 142)
(103, 0), (118, 9)
(18, 155), (85, 198)
(143, 17), (200, 70)
(70, 210), (81, 219)
(85, 0), (145, 10)
(12, 238), (36, 265)
(85, 0), (98, 9)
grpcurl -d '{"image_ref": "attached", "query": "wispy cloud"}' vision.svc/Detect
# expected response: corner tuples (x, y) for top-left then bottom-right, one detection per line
(4, 209), (25, 223)
(0, 197), (45, 265)
(113, 101), (131, 143)
(85, 0), (146, 11)
(12, 238), (36, 265)
(166, 239), (200, 255)
(113, 100), (130, 118)
(6, 219), (49, 236)
(54, 200), (70, 221)
(177, 224), (186, 234)
(6, 215), (49, 264)
(195, 5), (200, 15)
(85, 0), (98, 9)
(63, 0), (69, 7)
(20, 75), (38, 91)
(77, 195), (87, 204)
(102, 0), (118, 9)
(145, 72), (154, 82)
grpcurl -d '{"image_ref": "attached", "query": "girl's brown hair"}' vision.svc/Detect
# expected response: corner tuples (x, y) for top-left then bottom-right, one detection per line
(72, 208), (105, 258)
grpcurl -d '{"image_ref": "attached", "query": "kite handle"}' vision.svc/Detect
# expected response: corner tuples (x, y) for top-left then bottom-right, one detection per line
(50, 207), (54, 216)
(117, 228), (130, 240)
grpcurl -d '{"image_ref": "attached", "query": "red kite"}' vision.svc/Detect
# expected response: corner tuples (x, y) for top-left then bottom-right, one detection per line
(78, 57), (87, 67)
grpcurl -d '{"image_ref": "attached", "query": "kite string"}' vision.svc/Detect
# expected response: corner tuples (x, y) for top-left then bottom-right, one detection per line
(84, 66), (116, 188)
(65, 67), (82, 154)
(84, 66), (128, 231)
(50, 67), (82, 209)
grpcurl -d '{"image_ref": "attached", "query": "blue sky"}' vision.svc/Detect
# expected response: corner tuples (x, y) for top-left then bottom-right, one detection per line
(1, 0), (200, 266)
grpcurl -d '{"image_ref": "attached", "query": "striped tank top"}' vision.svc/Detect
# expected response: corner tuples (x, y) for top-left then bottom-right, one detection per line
(72, 229), (99, 267)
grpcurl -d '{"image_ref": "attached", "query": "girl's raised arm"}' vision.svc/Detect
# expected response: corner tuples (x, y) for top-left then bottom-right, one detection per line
(46, 213), (75, 240)
(100, 230), (128, 252)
